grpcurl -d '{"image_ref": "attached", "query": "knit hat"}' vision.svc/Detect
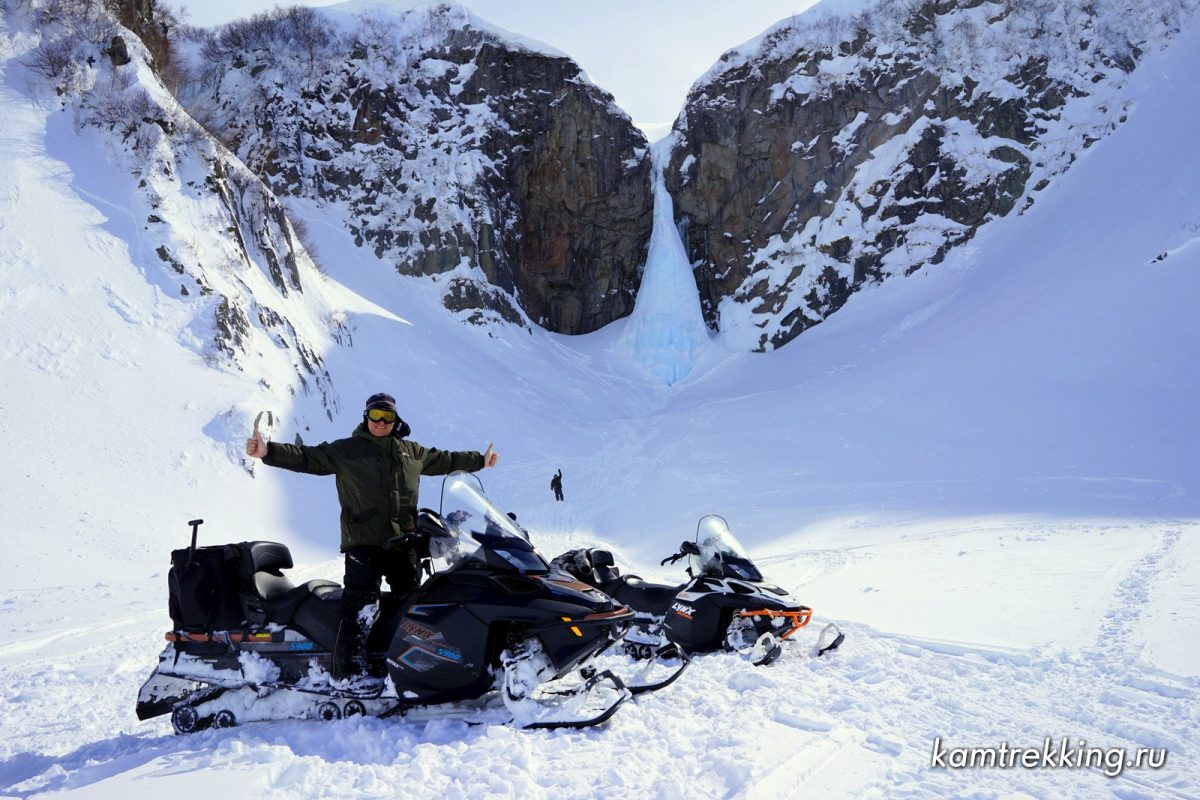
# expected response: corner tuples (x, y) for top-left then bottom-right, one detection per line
(364, 392), (397, 413)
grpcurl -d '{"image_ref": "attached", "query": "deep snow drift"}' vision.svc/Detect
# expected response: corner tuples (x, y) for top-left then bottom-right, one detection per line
(2, 2), (1199, 798)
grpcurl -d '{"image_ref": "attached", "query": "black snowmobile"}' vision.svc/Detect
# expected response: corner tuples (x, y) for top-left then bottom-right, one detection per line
(552, 515), (844, 666)
(137, 472), (671, 732)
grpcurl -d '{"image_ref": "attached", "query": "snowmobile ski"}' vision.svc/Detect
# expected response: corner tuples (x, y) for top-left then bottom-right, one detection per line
(615, 641), (691, 695)
(815, 622), (846, 656)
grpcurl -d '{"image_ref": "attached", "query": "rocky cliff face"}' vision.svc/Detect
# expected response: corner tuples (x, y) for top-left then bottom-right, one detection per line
(31, 0), (1196, 358)
(667, 0), (1196, 351)
(186, 4), (652, 333)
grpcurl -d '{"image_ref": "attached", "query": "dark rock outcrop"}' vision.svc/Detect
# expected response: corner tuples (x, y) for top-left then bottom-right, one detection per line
(458, 42), (652, 331)
(108, 35), (130, 66)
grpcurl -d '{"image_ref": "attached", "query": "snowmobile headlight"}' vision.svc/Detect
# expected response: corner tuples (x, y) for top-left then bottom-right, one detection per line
(495, 549), (525, 569)
(493, 548), (546, 572)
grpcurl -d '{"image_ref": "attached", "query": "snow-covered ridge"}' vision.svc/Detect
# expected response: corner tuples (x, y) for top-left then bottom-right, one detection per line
(41, 3), (350, 395)
(698, 0), (1192, 90)
(321, 0), (572, 60)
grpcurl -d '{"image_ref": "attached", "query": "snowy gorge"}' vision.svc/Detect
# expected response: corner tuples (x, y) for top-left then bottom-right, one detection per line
(2, 0), (1200, 797)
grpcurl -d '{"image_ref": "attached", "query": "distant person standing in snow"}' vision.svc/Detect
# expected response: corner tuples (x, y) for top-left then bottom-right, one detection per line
(551, 469), (564, 501)
(245, 392), (499, 680)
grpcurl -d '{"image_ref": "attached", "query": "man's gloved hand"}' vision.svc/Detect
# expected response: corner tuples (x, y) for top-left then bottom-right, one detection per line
(385, 531), (416, 551)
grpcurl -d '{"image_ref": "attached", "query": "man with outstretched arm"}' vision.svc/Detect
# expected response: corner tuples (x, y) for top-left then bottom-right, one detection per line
(245, 392), (499, 681)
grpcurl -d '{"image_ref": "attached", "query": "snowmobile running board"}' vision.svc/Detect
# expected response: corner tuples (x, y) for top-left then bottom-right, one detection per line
(154, 667), (392, 700)
(146, 663), (636, 732)
(152, 674), (631, 733)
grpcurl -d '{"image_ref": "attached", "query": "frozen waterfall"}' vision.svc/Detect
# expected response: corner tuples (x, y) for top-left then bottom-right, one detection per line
(620, 144), (711, 385)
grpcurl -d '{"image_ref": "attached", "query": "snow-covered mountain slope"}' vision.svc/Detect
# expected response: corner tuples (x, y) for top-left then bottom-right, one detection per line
(0, 0), (368, 589)
(1, 0), (1198, 798)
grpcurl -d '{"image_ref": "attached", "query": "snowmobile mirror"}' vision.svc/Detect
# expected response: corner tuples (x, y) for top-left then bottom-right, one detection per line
(661, 541), (698, 566)
(416, 510), (448, 539)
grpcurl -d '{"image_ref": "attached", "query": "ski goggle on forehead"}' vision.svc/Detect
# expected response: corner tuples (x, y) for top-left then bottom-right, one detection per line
(366, 408), (397, 423)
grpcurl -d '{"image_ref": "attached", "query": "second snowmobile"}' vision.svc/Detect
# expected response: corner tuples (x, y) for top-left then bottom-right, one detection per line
(137, 472), (668, 732)
(552, 515), (844, 666)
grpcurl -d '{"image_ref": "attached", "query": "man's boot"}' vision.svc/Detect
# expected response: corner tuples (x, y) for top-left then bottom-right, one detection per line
(331, 620), (361, 681)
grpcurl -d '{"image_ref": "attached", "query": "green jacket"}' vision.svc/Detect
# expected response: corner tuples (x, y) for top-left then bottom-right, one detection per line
(262, 424), (484, 550)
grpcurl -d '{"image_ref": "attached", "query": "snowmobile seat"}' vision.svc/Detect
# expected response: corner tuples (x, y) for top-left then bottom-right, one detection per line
(252, 570), (293, 600)
(611, 577), (682, 617)
(589, 549), (621, 584)
(243, 541), (293, 575)
(256, 577), (340, 627)
(290, 583), (344, 651)
(238, 542), (299, 625)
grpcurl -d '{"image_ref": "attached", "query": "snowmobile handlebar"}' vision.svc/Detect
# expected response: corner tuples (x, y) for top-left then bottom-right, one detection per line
(386, 528), (427, 553)
(660, 540), (699, 566)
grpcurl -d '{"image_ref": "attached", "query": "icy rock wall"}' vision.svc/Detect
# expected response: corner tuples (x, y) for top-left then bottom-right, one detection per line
(667, 0), (1199, 351)
(186, 3), (653, 334)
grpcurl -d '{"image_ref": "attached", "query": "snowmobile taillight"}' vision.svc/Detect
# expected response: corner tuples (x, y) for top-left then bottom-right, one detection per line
(544, 575), (598, 593)
(166, 630), (281, 643)
(547, 607), (633, 638)
(737, 607), (812, 639)
(580, 607), (634, 622)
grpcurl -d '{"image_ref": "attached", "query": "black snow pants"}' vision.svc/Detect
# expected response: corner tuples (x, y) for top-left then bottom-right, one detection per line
(333, 544), (419, 678)
(340, 544), (420, 627)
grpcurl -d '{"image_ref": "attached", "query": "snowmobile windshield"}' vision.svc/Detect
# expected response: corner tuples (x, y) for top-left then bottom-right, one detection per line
(434, 471), (548, 574)
(691, 515), (764, 581)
